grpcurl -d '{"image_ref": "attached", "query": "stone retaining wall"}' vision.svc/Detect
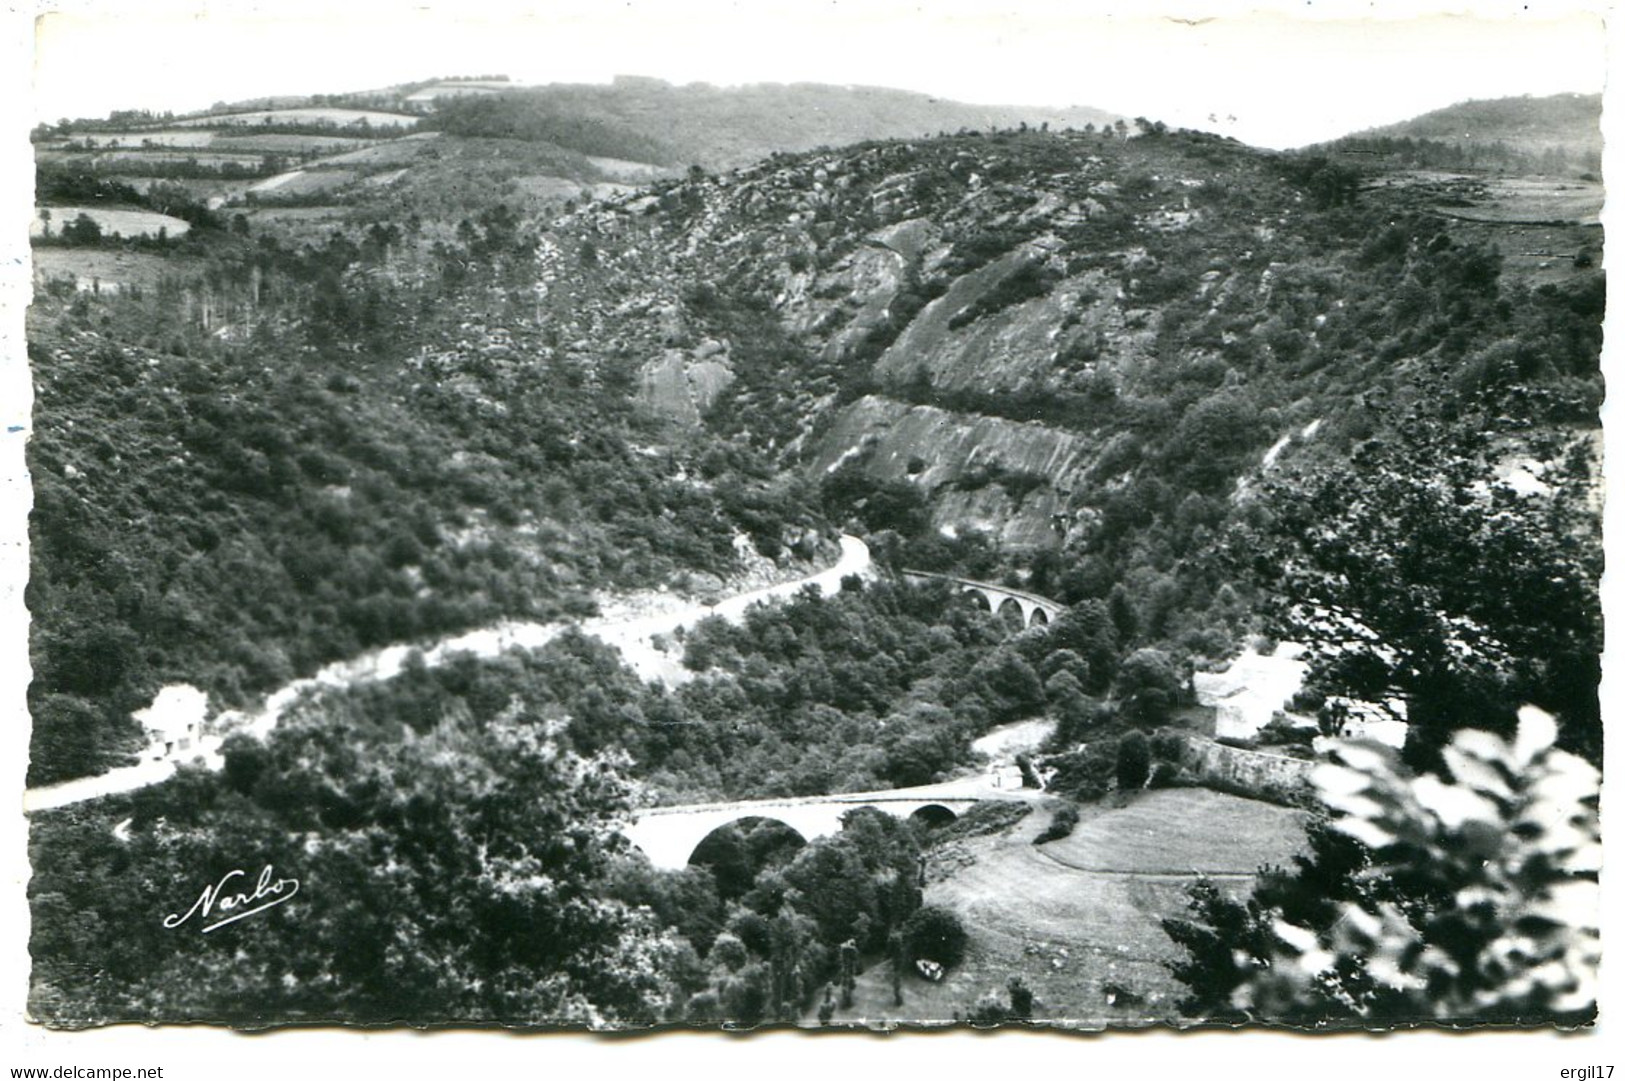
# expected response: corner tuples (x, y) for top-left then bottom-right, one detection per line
(1168, 733), (1315, 806)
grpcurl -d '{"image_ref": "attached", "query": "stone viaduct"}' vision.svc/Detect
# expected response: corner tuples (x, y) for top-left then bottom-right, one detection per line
(624, 785), (1022, 870)
(899, 569), (1065, 630)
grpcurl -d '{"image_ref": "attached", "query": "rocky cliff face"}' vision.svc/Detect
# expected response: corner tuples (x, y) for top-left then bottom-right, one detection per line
(784, 231), (1169, 545)
(541, 125), (1598, 558)
(778, 221), (935, 358)
(718, 146), (1251, 546)
(637, 340), (735, 425)
(810, 395), (1098, 548)
(792, 226), (1175, 546)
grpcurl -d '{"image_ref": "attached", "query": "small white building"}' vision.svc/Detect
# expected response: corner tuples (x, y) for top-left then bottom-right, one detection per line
(133, 684), (209, 761)
(1195, 642), (1411, 750)
(1314, 696), (1409, 750)
(1193, 641), (1310, 740)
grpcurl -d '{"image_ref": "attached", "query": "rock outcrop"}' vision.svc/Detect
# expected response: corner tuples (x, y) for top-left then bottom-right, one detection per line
(636, 339), (735, 425)
(811, 395), (1096, 548)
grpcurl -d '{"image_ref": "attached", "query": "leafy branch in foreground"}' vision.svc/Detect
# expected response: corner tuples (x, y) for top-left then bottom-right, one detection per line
(1163, 707), (1600, 1027)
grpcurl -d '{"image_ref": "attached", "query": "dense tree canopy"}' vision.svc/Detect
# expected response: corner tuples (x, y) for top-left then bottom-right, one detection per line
(31, 708), (692, 1026)
(1236, 378), (1602, 769)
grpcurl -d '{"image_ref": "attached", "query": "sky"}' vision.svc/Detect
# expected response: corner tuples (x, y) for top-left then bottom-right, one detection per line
(26, 0), (1610, 149)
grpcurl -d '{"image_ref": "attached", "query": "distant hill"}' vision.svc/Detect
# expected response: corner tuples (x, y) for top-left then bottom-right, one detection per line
(423, 76), (1122, 168)
(34, 75), (1122, 210)
(1319, 93), (1601, 174)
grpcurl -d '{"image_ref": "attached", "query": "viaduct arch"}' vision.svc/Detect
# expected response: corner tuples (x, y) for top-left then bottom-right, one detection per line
(624, 791), (987, 871)
(898, 570), (1065, 630)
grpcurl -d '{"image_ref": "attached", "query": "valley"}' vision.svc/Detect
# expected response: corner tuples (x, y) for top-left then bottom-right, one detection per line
(21, 79), (1603, 1032)
(19, 533), (872, 813)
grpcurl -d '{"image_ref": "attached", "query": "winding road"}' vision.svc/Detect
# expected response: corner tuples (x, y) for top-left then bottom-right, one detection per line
(22, 535), (873, 813)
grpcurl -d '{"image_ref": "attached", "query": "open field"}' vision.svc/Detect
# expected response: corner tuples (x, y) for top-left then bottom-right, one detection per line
(316, 132), (442, 167)
(1369, 171), (1602, 224)
(1439, 176), (1602, 224)
(1452, 219), (1603, 286)
(404, 81), (513, 103)
(91, 150), (265, 168)
(970, 717), (1054, 760)
(51, 130), (394, 156)
(586, 154), (672, 180)
(821, 787), (1311, 1028)
(31, 206), (191, 240)
(53, 129), (219, 149)
(113, 176), (261, 205)
(511, 174), (590, 202)
(1038, 787), (1307, 874)
(248, 169), (359, 198)
(241, 205), (352, 243)
(174, 108), (418, 129)
(1361, 170), (1603, 286)
(213, 133), (376, 154)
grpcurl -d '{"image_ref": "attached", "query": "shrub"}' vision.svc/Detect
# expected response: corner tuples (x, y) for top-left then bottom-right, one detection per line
(1162, 708), (1600, 1025)
(1032, 802), (1081, 844)
(1007, 976), (1034, 1019)
(1149, 729), (1187, 764)
(686, 989), (722, 1022)
(1117, 730), (1151, 790)
(1115, 648), (1183, 727)
(1254, 713), (1316, 751)
(931, 801), (1032, 844)
(221, 733), (269, 795)
(968, 991), (1010, 1024)
(947, 259), (1059, 330)
(903, 904), (969, 969)
(1043, 737), (1118, 801)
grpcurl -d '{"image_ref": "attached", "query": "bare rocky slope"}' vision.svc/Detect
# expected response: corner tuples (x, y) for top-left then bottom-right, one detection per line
(539, 124), (1600, 560)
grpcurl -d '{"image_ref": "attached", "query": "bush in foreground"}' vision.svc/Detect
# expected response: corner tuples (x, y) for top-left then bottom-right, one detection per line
(1162, 708), (1600, 1026)
(1116, 730), (1151, 790)
(1032, 802), (1080, 844)
(903, 904), (968, 970)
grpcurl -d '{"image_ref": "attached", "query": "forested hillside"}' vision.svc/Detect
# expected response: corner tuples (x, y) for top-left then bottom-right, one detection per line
(26, 193), (827, 784)
(425, 77), (1121, 168)
(542, 122), (1602, 764)
(1326, 92), (1602, 174)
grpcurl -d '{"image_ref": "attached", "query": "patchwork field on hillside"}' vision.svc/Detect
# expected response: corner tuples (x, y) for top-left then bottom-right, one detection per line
(238, 204), (351, 242)
(248, 169), (359, 199)
(822, 787), (1311, 1028)
(173, 107), (419, 129)
(54, 129), (218, 148)
(30, 206), (191, 240)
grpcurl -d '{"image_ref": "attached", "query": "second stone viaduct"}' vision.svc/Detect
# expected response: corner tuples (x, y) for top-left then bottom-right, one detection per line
(899, 569), (1065, 630)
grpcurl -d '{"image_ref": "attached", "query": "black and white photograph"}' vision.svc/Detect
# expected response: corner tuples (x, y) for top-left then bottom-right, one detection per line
(0, 0), (1615, 1068)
